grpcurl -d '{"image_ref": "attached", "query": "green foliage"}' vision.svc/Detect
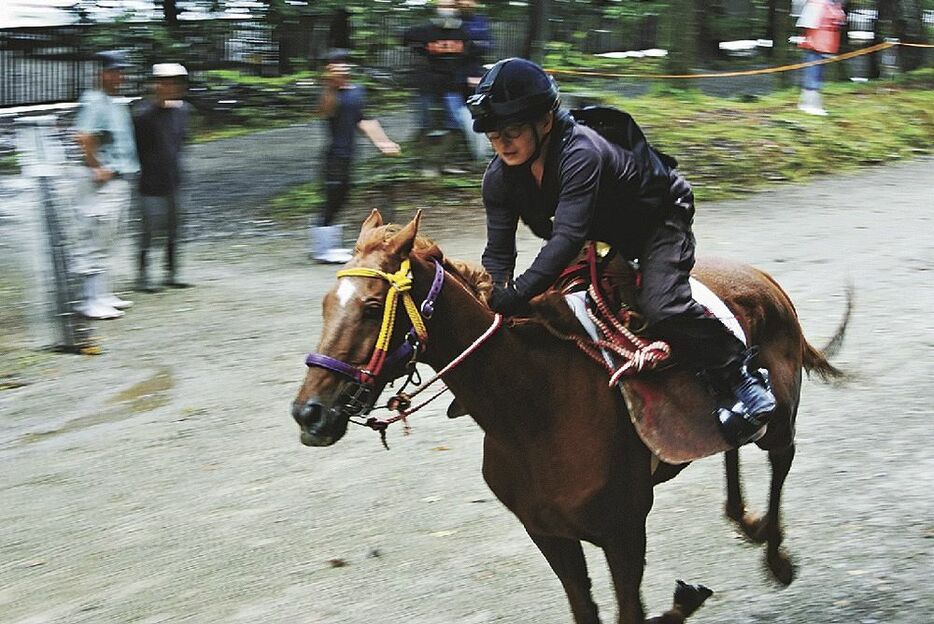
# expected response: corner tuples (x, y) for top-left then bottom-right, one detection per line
(609, 75), (934, 201)
(0, 154), (20, 175)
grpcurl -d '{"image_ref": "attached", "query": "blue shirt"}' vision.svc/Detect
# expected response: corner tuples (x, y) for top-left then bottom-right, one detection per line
(74, 90), (139, 175)
(326, 85), (366, 159)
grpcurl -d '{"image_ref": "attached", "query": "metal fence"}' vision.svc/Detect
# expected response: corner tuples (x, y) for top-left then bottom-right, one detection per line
(0, 20), (287, 108)
(0, 27), (100, 107)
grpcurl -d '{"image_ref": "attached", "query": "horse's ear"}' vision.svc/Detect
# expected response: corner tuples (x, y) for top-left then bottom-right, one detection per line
(355, 209), (384, 248)
(387, 210), (422, 258)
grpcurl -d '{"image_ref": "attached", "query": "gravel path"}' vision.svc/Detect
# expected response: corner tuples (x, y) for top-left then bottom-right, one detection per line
(0, 158), (932, 624)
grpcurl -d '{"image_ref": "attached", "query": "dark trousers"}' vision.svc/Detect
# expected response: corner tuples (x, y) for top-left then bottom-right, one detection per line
(636, 213), (746, 373)
(319, 155), (352, 227)
(138, 193), (180, 278)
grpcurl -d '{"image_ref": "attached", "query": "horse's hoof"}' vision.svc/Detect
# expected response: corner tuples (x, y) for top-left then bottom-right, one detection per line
(732, 511), (768, 544)
(766, 550), (796, 586)
(673, 580), (713, 616)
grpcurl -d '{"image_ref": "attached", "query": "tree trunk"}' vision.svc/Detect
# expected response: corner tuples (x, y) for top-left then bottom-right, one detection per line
(163, 0), (178, 28)
(665, 0), (699, 85)
(769, 0), (794, 87)
(524, 0), (551, 64)
(894, 0), (928, 71)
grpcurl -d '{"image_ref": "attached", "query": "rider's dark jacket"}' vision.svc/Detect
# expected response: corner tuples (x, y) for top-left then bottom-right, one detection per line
(481, 109), (694, 301)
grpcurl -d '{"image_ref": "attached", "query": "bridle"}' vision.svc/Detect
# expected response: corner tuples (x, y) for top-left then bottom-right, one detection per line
(304, 257), (502, 447)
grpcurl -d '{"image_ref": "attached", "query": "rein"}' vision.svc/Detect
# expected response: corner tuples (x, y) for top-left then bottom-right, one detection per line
(305, 257), (502, 448)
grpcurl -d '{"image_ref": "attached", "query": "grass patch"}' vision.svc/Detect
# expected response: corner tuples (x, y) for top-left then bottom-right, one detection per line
(606, 74), (934, 201)
(264, 69), (931, 218)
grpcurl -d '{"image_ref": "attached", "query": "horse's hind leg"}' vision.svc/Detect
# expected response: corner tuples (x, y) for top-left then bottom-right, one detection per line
(763, 443), (796, 585)
(528, 533), (601, 624)
(724, 448), (768, 543)
(724, 444), (797, 585)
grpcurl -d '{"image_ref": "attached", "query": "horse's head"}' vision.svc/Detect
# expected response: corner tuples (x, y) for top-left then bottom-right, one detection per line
(292, 209), (435, 446)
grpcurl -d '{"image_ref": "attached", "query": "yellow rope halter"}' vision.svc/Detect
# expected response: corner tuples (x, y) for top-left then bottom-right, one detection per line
(337, 259), (429, 358)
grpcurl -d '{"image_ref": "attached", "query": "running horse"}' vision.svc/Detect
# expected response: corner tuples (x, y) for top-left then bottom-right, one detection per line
(292, 209), (848, 624)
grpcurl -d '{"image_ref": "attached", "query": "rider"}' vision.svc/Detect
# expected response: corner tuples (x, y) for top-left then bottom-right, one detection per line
(466, 57), (776, 446)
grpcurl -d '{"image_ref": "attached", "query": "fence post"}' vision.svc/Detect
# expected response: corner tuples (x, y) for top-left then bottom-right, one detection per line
(14, 115), (97, 354)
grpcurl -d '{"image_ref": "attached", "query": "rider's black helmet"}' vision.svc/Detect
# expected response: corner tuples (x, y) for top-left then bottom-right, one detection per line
(467, 58), (560, 133)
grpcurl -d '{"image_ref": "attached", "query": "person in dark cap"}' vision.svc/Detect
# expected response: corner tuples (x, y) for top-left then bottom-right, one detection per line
(133, 62), (192, 292)
(72, 50), (139, 319)
(467, 58), (777, 447)
(310, 48), (400, 264)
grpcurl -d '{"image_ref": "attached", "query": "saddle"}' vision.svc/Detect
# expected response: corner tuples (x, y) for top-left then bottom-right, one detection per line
(545, 245), (742, 464)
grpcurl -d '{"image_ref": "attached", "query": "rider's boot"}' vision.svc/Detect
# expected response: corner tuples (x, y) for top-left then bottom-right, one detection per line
(713, 348), (777, 447)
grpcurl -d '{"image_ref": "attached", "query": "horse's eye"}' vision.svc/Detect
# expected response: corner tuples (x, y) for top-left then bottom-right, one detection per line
(362, 303), (383, 320)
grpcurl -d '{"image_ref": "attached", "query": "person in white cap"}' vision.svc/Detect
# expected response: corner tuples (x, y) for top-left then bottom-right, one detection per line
(132, 62), (192, 291)
(73, 50), (140, 319)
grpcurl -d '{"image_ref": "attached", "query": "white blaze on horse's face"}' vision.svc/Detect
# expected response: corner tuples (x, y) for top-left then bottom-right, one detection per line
(336, 278), (356, 308)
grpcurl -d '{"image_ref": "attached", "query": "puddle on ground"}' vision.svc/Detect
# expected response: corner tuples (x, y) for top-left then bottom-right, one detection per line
(16, 368), (174, 445)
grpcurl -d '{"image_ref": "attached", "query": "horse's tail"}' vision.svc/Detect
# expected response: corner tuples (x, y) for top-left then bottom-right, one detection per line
(802, 283), (853, 382)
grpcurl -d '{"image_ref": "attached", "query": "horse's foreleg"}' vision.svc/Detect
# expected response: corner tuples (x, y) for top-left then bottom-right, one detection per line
(528, 533), (601, 624)
(603, 525), (647, 624)
(763, 443), (796, 585)
(723, 448), (768, 543)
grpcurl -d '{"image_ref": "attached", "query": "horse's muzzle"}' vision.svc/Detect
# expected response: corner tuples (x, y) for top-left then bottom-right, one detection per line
(292, 399), (346, 447)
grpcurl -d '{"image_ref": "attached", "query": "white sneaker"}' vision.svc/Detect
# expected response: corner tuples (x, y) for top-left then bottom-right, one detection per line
(98, 293), (134, 309)
(76, 299), (124, 320)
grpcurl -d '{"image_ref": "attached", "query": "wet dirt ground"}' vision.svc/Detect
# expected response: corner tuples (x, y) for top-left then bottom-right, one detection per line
(1, 159), (932, 624)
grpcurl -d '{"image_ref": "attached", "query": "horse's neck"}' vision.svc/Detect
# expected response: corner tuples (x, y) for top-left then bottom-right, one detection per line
(412, 258), (539, 436)
(415, 260), (497, 373)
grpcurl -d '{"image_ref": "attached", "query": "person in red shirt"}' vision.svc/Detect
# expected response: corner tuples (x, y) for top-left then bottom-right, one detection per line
(796, 0), (847, 115)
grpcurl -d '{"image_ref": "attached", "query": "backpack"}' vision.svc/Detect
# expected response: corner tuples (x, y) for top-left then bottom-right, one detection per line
(570, 105), (678, 173)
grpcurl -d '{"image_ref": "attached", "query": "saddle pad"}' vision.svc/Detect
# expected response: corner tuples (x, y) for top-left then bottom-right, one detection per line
(689, 277), (746, 345)
(564, 275), (745, 356)
(564, 278), (742, 464)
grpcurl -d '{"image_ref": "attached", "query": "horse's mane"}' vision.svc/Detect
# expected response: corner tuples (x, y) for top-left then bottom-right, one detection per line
(355, 223), (493, 302)
(356, 223), (582, 337)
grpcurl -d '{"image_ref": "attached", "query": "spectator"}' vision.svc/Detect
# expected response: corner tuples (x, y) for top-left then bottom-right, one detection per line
(132, 62), (192, 292)
(312, 49), (401, 264)
(797, 0), (847, 116)
(73, 50), (140, 320)
(458, 0), (493, 91)
(403, 0), (472, 174)
(458, 0), (494, 163)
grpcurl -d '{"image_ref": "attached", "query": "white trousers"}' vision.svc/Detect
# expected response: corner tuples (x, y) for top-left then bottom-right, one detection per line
(72, 174), (131, 276)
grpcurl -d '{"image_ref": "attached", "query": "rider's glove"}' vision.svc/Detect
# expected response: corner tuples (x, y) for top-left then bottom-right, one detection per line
(489, 282), (531, 316)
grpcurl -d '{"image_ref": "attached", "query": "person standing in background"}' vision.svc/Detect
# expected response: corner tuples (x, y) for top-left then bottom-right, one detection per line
(458, 0), (493, 92)
(403, 0), (472, 174)
(458, 0), (494, 164)
(133, 62), (192, 292)
(73, 50), (139, 320)
(797, 0), (847, 115)
(312, 49), (401, 264)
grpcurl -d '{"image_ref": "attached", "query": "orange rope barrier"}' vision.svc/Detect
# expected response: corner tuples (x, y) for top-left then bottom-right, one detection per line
(545, 40), (931, 80)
